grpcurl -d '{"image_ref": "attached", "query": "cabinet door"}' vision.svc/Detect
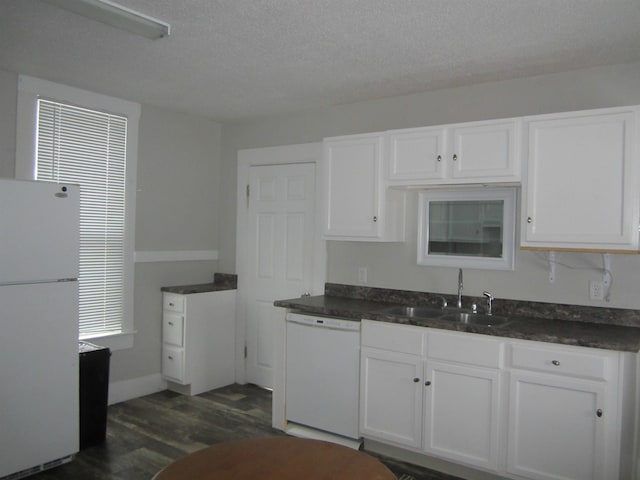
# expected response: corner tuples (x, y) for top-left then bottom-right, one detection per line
(522, 108), (638, 251)
(387, 126), (447, 183)
(323, 134), (382, 238)
(507, 371), (608, 480)
(360, 347), (423, 448)
(423, 360), (501, 471)
(450, 120), (520, 181)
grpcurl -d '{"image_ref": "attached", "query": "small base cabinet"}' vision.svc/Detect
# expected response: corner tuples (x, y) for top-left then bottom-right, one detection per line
(360, 347), (424, 448)
(359, 320), (637, 480)
(506, 342), (622, 480)
(161, 289), (236, 396)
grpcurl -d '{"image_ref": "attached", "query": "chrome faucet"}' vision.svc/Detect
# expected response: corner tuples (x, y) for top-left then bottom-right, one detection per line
(457, 268), (463, 309)
(483, 291), (494, 316)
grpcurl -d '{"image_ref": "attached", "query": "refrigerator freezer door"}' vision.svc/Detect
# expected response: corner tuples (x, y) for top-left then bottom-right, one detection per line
(0, 179), (79, 284)
(0, 281), (79, 478)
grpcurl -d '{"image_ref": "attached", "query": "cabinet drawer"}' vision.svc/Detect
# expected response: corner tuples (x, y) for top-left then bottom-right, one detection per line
(509, 343), (613, 381)
(163, 313), (184, 346)
(427, 330), (503, 368)
(162, 345), (185, 382)
(361, 320), (425, 355)
(163, 293), (184, 313)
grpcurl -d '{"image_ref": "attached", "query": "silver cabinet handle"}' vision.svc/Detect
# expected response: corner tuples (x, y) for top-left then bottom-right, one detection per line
(453, 154), (458, 161)
(527, 217), (533, 224)
(436, 155), (442, 162)
(168, 355), (174, 360)
(168, 321), (174, 326)
(413, 377), (420, 383)
(597, 409), (603, 418)
(373, 216), (378, 223)
(551, 360), (560, 366)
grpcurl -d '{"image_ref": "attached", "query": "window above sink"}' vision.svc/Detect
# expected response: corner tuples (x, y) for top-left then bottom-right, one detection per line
(417, 187), (517, 270)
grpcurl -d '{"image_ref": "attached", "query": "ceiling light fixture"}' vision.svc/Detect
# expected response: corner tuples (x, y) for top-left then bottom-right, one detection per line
(41, 0), (170, 39)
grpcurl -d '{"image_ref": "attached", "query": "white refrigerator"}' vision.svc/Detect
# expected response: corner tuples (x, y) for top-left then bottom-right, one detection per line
(0, 178), (80, 478)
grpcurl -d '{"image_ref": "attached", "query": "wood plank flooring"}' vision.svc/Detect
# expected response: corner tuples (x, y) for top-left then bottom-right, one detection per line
(28, 383), (462, 480)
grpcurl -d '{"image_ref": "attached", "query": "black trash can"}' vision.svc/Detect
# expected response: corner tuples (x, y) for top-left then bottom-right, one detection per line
(79, 341), (111, 450)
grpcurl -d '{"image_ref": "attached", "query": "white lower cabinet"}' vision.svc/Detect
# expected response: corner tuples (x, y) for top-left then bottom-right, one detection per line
(360, 321), (503, 471)
(506, 342), (621, 480)
(359, 320), (636, 480)
(507, 371), (607, 480)
(360, 347), (423, 448)
(161, 289), (237, 396)
(423, 360), (502, 471)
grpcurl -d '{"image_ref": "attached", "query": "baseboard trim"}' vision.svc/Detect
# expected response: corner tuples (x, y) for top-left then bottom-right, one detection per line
(108, 373), (167, 405)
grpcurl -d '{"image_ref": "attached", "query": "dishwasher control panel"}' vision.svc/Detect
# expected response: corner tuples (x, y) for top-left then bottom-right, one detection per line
(285, 312), (361, 331)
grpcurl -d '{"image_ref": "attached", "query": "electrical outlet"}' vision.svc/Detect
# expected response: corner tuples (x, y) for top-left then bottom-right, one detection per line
(589, 281), (604, 301)
(357, 267), (368, 284)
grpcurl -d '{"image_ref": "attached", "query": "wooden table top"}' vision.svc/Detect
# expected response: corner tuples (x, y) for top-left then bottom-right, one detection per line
(153, 436), (396, 480)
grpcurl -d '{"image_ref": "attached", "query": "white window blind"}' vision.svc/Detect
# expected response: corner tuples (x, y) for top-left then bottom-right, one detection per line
(35, 99), (128, 337)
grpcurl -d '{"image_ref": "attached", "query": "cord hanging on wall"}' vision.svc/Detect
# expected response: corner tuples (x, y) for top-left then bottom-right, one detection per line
(602, 253), (612, 301)
(548, 251), (556, 283)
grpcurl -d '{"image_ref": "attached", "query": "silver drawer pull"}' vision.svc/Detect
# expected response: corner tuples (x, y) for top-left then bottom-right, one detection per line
(169, 302), (175, 307)
(551, 360), (560, 366)
(168, 321), (174, 326)
(168, 355), (174, 360)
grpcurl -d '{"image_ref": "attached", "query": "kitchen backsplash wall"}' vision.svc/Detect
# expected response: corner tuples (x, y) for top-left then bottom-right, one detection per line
(327, 191), (640, 310)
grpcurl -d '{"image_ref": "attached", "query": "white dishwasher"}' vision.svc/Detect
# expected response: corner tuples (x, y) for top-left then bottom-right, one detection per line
(285, 312), (361, 439)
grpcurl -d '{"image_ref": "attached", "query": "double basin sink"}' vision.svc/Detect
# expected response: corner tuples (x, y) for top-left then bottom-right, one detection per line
(381, 305), (510, 328)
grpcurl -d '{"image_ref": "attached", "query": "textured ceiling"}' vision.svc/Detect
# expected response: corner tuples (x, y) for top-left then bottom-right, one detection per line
(1, 0), (640, 121)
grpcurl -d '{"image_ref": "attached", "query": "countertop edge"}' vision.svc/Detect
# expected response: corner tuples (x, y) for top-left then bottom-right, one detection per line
(274, 296), (640, 353)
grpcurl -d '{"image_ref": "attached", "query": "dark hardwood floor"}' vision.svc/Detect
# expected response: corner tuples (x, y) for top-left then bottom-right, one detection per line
(29, 383), (462, 480)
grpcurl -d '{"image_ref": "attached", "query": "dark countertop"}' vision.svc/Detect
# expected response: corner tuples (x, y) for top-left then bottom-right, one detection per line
(274, 294), (640, 352)
(162, 273), (237, 295)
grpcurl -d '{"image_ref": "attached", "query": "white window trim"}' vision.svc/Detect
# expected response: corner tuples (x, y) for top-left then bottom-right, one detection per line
(15, 75), (139, 350)
(417, 187), (517, 271)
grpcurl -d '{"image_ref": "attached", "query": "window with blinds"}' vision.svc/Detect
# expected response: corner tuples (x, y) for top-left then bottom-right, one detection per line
(35, 99), (128, 337)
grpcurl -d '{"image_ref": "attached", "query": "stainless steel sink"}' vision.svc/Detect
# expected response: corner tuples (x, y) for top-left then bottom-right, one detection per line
(440, 312), (510, 327)
(381, 305), (442, 319)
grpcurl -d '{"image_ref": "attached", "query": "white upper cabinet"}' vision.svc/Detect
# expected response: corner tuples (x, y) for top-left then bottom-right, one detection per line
(323, 133), (405, 241)
(386, 119), (521, 186)
(387, 126), (447, 182)
(449, 120), (520, 181)
(521, 106), (639, 252)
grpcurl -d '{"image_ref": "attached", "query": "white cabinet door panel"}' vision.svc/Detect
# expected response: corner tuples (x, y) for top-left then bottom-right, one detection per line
(522, 108), (638, 250)
(507, 371), (607, 480)
(324, 134), (381, 238)
(450, 120), (519, 180)
(424, 360), (501, 471)
(360, 347), (423, 448)
(387, 126), (446, 181)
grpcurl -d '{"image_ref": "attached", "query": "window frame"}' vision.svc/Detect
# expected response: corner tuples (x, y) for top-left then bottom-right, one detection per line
(16, 75), (139, 350)
(417, 187), (517, 271)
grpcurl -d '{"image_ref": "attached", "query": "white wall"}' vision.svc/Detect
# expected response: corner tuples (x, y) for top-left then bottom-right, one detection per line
(220, 62), (640, 309)
(0, 70), (224, 386)
(111, 105), (223, 383)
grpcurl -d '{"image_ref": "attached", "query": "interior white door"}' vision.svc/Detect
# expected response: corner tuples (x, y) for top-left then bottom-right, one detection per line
(245, 163), (316, 388)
